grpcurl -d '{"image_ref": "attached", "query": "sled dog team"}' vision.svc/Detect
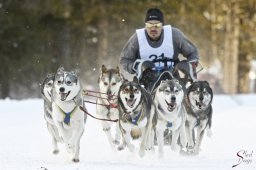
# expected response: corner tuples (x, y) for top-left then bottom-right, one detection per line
(41, 65), (213, 162)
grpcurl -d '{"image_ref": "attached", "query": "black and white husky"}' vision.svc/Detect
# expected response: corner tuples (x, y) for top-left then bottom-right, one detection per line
(51, 67), (86, 162)
(183, 80), (213, 155)
(41, 74), (62, 154)
(118, 77), (157, 157)
(96, 65), (123, 148)
(152, 72), (186, 158)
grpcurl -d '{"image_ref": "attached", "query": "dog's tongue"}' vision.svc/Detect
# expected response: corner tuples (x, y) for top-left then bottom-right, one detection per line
(167, 103), (176, 112)
(60, 91), (70, 101)
(196, 100), (204, 109)
(127, 99), (135, 108)
(60, 93), (67, 101)
(165, 100), (176, 112)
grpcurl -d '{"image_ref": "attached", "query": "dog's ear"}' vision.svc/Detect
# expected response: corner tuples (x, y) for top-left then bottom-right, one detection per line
(115, 66), (120, 74)
(57, 66), (65, 73)
(101, 65), (108, 74)
(204, 81), (210, 86)
(47, 73), (54, 78)
(204, 81), (213, 96)
(133, 76), (139, 83)
(160, 80), (166, 85)
(71, 68), (79, 75)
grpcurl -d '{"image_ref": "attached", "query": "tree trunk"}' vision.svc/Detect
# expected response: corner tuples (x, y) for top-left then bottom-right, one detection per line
(61, 0), (71, 67)
(210, 0), (218, 66)
(223, 0), (240, 94)
(97, 4), (109, 69)
(0, 65), (10, 99)
(238, 52), (251, 93)
(179, 0), (186, 28)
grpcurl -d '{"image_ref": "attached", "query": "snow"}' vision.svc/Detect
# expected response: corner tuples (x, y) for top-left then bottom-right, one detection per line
(0, 95), (256, 170)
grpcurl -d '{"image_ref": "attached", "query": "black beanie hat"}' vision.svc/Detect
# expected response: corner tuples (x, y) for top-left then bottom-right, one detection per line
(145, 8), (164, 23)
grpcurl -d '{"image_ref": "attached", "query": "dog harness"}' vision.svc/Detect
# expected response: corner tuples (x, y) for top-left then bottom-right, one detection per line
(57, 105), (78, 125)
(166, 122), (172, 128)
(123, 111), (143, 126)
(107, 103), (118, 109)
(130, 111), (143, 125)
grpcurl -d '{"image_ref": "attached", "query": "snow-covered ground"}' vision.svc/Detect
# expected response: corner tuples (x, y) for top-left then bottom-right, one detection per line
(0, 94), (255, 170)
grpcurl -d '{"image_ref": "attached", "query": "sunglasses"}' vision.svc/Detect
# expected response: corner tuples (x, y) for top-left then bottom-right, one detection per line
(145, 22), (163, 28)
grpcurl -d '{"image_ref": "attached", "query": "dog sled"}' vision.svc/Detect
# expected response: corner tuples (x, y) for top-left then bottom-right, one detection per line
(134, 55), (203, 93)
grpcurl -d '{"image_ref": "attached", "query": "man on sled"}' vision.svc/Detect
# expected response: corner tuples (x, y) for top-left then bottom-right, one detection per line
(120, 8), (200, 92)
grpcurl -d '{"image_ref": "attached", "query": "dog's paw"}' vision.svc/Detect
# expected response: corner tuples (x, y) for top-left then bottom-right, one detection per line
(158, 152), (164, 159)
(145, 146), (154, 151)
(179, 149), (189, 156)
(185, 146), (200, 156)
(65, 144), (74, 153)
(207, 129), (212, 137)
(171, 144), (179, 152)
(103, 127), (111, 132)
(112, 140), (120, 145)
(187, 145), (194, 152)
(72, 158), (79, 163)
(147, 148), (155, 155)
(127, 144), (135, 152)
(139, 149), (145, 157)
(52, 149), (59, 155)
(117, 145), (125, 151)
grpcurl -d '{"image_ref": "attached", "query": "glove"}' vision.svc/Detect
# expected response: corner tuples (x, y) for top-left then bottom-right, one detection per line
(190, 61), (198, 69)
(189, 61), (199, 79)
(132, 59), (143, 73)
(132, 59), (154, 79)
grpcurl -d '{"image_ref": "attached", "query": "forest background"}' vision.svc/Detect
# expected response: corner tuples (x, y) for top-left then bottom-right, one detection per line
(1, 0), (256, 99)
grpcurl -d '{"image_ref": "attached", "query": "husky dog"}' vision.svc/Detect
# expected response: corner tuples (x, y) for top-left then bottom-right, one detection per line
(51, 67), (86, 162)
(117, 77), (156, 157)
(41, 74), (62, 154)
(183, 81), (213, 155)
(96, 65), (123, 148)
(152, 72), (186, 158)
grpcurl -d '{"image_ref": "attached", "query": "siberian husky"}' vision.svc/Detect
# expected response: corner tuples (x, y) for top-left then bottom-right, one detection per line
(51, 66), (86, 162)
(183, 80), (213, 155)
(117, 76), (157, 157)
(152, 72), (186, 158)
(41, 74), (62, 154)
(96, 65), (123, 148)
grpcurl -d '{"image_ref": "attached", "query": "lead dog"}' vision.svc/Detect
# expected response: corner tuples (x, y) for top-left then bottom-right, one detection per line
(41, 74), (62, 154)
(118, 77), (156, 157)
(52, 67), (86, 162)
(152, 72), (186, 158)
(183, 80), (213, 155)
(96, 65), (123, 148)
